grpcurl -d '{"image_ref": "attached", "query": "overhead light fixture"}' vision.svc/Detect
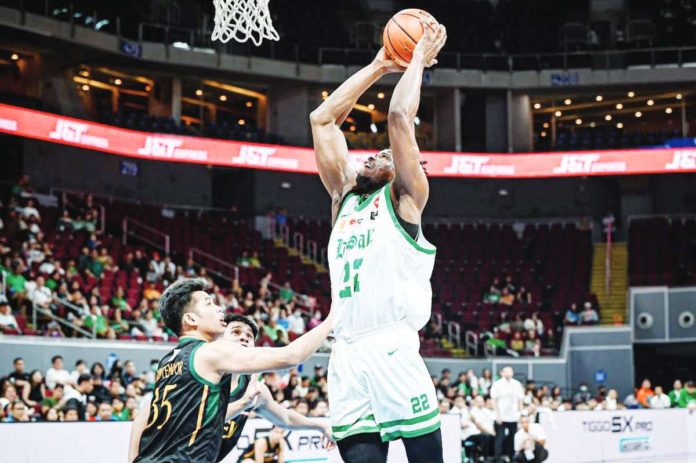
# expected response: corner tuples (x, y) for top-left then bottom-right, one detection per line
(590, 122), (596, 128)
(145, 85), (151, 91)
(238, 119), (245, 125)
(321, 90), (328, 98)
(540, 131), (547, 137)
(542, 122), (549, 128)
(114, 78), (122, 85)
(377, 92), (385, 99)
(349, 125), (356, 132)
(498, 189), (509, 196)
(554, 110), (562, 117)
(370, 123), (377, 133)
(616, 122), (624, 129)
(628, 91), (635, 98)
(647, 99), (654, 106)
(367, 103), (375, 110)
(564, 99), (572, 105)
(79, 70), (89, 77)
(635, 111), (642, 118)
(605, 115), (613, 121)
(219, 95), (227, 101)
(676, 93), (683, 100)
(665, 107), (673, 114)
(533, 103), (541, 109)
(195, 89), (203, 96)
(245, 101), (253, 108)
(595, 95), (603, 102)
(81, 84), (90, 91)
(11, 53), (19, 60)
(575, 118), (582, 125)
(616, 103), (623, 110)
(414, 116), (421, 126)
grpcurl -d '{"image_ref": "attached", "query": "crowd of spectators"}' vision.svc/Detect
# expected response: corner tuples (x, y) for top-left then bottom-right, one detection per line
(0, 176), (317, 348)
(0, 355), (331, 423)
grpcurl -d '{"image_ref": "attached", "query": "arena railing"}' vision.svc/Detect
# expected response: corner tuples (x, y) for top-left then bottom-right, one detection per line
(4, 1), (696, 73)
(49, 188), (106, 235)
(33, 299), (96, 339)
(188, 247), (240, 284)
(122, 217), (171, 256)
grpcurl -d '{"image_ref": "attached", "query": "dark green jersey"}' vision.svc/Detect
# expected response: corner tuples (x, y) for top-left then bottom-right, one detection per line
(135, 337), (232, 463)
(217, 374), (252, 462)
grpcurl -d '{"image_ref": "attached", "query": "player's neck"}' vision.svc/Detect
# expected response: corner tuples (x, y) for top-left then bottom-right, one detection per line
(179, 330), (213, 343)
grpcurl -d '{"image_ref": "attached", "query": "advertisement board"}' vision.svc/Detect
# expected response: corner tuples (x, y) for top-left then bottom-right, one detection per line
(2, 103), (696, 178)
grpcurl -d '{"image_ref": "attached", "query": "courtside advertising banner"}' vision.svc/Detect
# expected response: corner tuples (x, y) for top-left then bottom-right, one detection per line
(541, 408), (696, 463)
(1, 103), (696, 178)
(0, 415), (461, 463)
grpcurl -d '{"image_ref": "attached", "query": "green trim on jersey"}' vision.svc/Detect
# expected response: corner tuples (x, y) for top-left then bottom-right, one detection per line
(384, 185), (436, 255)
(336, 192), (356, 219)
(354, 187), (382, 212)
(331, 414), (376, 432)
(203, 387), (220, 426)
(379, 407), (439, 429)
(189, 341), (221, 390)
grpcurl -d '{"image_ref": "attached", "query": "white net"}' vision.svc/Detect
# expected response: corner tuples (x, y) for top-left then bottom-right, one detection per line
(211, 0), (280, 46)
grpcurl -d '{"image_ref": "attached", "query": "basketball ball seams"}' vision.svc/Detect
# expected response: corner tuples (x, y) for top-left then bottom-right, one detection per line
(391, 17), (418, 46)
(385, 21), (409, 64)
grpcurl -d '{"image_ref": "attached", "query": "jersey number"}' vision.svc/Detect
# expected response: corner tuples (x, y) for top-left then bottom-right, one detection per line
(339, 258), (363, 298)
(410, 394), (430, 414)
(146, 384), (178, 429)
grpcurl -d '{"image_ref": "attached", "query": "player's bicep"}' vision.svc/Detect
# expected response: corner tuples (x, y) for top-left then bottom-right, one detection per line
(311, 122), (355, 199)
(203, 341), (296, 374)
(387, 111), (429, 209)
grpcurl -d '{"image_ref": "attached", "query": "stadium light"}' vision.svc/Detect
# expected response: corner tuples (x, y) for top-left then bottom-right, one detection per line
(114, 78), (122, 86)
(635, 111), (642, 118)
(414, 116), (421, 125)
(616, 122), (624, 129)
(238, 119), (245, 125)
(627, 91), (635, 98)
(370, 123), (378, 133)
(349, 125), (356, 132)
(377, 92), (385, 99)
(81, 84), (90, 91)
(321, 91), (328, 98)
(542, 122), (549, 128)
(647, 99), (654, 106)
(575, 119), (582, 125)
(195, 89), (203, 96)
(145, 85), (151, 92)
(219, 95), (227, 102)
(11, 53), (19, 60)
(616, 103), (623, 110)
(676, 93), (683, 100)
(367, 104), (375, 110)
(246, 101), (253, 108)
(564, 99), (572, 105)
(605, 115), (612, 121)
(540, 131), (547, 137)
(554, 110), (562, 117)
(533, 103), (541, 109)
(665, 107), (673, 114)
(595, 95), (603, 102)
(590, 122), (596, 128)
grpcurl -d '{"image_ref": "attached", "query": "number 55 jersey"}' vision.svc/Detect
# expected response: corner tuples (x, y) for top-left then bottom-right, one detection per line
(135, 337), (232, 463)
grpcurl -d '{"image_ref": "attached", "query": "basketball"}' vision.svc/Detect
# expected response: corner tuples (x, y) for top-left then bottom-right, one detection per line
(383, 8), (439, 67)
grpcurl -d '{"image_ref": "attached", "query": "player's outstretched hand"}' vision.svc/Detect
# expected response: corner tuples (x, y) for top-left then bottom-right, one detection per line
(373, 47), (406, 73)
(319, 422), (336, 450)
(413, 21), (447, 68)
(241, 379), (262, 409)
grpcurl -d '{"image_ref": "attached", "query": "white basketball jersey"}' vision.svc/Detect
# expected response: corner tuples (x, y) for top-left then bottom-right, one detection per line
(327, 184), (436, 338)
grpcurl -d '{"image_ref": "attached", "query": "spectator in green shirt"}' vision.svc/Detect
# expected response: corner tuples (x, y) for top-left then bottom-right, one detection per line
(111, 287), (130, 311)
(83, 305), (108, 337)
(279, 281), (294, 303)
(669, 379), (683, 407)
(6, 262), (27, 296)
(88, 249), (104, 277)
(678, 381), (696, 408)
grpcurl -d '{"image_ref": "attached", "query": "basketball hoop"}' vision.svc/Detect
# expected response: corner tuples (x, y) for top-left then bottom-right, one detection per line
(211, 0), (279, 46)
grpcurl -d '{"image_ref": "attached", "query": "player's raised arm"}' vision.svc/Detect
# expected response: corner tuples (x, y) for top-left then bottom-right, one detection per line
(387, 22), (447, 214)
(310, 49), (403, 220)
(197, 309), (335, 375)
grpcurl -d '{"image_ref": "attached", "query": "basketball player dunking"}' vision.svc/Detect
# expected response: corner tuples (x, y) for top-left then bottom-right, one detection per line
(310, 21), (447, 463)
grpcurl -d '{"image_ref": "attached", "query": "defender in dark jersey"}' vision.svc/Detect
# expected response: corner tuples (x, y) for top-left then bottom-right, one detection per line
(217, 314), (333, 463)
(237, 426), (285, 463)
(128, 278), (336, 463)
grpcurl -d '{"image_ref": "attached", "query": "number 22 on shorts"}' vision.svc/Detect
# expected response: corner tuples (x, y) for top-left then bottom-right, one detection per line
(410, 393), (430, 414)
(339, 258), (363, 298)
